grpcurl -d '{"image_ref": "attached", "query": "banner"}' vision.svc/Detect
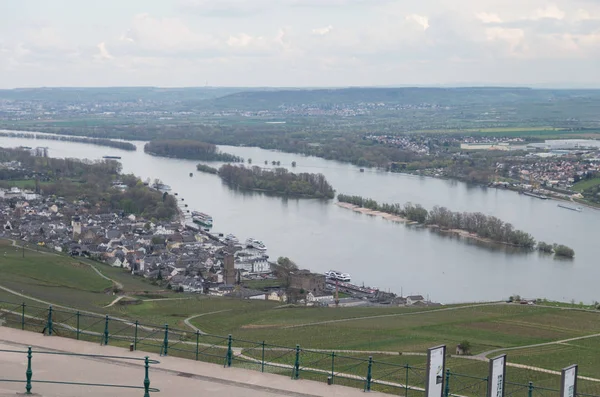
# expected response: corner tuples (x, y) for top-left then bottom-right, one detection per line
(426, 345), (446, 397)
(487, 355), (507, 397)
(561, 365), (578, 397)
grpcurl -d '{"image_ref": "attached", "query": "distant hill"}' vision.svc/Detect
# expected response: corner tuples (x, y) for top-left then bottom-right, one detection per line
(206, 87), (600, 110)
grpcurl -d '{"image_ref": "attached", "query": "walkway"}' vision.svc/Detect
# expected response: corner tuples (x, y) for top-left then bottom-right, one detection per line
(183, 310), (232, 334)
(0, 327), (388, 397)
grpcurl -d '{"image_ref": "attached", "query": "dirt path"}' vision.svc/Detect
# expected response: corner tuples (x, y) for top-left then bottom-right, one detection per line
(183, 310), (232, 334)
(103, 296), (125, 308)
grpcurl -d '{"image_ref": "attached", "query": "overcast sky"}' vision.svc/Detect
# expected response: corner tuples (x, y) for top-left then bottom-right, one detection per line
(1, 0), (600, 88)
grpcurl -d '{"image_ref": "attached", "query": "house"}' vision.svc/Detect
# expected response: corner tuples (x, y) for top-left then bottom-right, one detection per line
(407, 295), (425, 305)
(267, 291), (288, 303)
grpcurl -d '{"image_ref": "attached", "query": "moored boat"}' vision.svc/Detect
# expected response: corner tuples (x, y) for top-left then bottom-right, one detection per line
(557, 204), (583, 212)
(192, 212), (213, 227)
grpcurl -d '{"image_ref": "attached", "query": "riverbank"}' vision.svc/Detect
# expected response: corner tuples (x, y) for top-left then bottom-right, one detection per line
(336, 202), (408, 223)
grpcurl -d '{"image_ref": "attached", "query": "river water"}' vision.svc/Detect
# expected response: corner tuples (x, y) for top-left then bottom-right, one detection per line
(1, 133), (597, 303)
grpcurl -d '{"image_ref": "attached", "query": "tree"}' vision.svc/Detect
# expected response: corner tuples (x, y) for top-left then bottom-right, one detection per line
(554, 244), (575, 258)
(457, 340), (471, 355)
(157, 270), (163, 281)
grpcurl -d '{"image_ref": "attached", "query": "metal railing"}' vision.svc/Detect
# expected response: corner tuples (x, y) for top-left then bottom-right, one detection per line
(1, 299), (598, 397)
(0, 346), (160, 396)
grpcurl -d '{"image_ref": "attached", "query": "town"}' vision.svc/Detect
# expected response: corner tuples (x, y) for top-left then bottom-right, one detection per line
(0, 177), (432, 308)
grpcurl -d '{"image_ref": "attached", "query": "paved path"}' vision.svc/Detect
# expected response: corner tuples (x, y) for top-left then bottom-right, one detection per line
(183, 310), (232, 334)
(475, 332), (600, 359)
(103, 296), (125, 308)
(0, 328), (389, 397)
(282, 302), (504, 329)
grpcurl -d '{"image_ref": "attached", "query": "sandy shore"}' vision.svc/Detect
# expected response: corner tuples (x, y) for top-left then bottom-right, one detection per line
(336, 202), (522, 248)
(335, 202), (408, 223)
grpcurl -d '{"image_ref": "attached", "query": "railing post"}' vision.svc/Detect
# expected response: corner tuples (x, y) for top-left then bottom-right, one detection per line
(76, 311), (80, 340)
(365, 356), (373, 392)
(195, 330), (200, 361)
(134, 321), (139, 351)
(331, 352), (335, 384)
(444, 369), (451, 397)
(25, 346), (32, 395)
(528, 381), (534, 397)
(103, 315), (109, 345)
(261, 341), (265, 373)
(162, 324), (169, 356)
(405, 364), (410, 397)
(21, 303), (26, 330)
(225, 334), (233, 367)
(293, 344), (300, 380)
(143, 356), (150, 397)
(46, 305), (53, 336)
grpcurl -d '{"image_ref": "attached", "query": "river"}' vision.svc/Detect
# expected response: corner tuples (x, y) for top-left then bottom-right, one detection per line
(1, 133), (597, 303)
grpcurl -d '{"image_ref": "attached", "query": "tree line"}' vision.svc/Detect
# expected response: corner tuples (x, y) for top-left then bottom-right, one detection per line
(337, 193), (540, 248)
(196, 164), (218, 174)
(144, 140), (242, 162)
(218, 164), (335, 199)
(0, 131), (136, 151)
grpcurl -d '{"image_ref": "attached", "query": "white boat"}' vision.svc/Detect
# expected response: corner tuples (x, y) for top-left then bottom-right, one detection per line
(224, 234), (239, 244)
(325, 270), (351, 283)
(192, 212), (213, 227)
(245, 238), (267, 251)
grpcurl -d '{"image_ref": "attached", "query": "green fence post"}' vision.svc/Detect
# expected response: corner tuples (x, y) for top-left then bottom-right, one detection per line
(365, 356), (373, 392)
(25, 346), (32, 395)
(103, 315), (109, 345)
(528, 382), (534, 397)
(405, 364), (410, 397)
(143, 356), (150, 397)
(195, 330), (200, 361)
(134, 321), (139, 351)
(46, 305), (53, 336)
(76, 311), (80, 340)
(444, 369), (451, 397)
(293, 345), (300, 380)
(261, 341), (265, 373)
(331, 352), (335, 384)
(162, 324), (169, 356)
(21, 303), (26, 330)
(226, 334), (233, 367)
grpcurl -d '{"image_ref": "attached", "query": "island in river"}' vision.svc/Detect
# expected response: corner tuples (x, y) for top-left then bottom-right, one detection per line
(336, 193), (574, 257)
(218, 164), (335, 199)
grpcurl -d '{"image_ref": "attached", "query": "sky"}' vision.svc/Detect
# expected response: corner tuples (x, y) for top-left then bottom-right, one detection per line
(1, 0), (600, 88)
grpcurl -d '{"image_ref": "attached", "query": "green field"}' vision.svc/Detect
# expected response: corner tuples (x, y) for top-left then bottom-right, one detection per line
(573, 178), (600, 192)
(2, 238), (600, 393)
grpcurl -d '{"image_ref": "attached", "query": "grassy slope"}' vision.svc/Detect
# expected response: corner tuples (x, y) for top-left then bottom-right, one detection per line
(572, 178), (600, 192)
(2, 238), (600, 387)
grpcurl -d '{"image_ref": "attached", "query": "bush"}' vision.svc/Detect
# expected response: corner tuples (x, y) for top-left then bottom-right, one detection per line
(554, 244), (575, 258)
(537, 242), (554, 253)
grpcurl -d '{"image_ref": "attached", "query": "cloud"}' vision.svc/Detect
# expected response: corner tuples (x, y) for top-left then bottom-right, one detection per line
(405, 14), (430, 30)
(476, 12), (503, 24)
(95, 42), (113, 60)
(312, 25), (333, 35)
(529, 5), (566, 20)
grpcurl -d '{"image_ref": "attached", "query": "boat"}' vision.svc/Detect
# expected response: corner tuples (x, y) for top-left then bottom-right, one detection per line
(224, 234), (239, 245)
(152, 183), (171, 191)
(325, 270), (351, 283)
(521, 191), (548, 200)
(192, 212), (213, 227)
(245, 238), (267, 251)
(189, 172), (193, 177)
(102, 156), (122, 159)
(557, 204), (582, 212)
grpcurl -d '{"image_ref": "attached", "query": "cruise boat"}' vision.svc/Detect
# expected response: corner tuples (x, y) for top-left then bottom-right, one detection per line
(325, 270), (351, 283)
(192, 212), (213, 227)
(245, 238), (267, 251)
(224, 234), (239, 244)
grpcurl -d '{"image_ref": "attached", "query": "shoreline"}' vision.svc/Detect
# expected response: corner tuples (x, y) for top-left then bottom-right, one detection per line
(335, 202), (526, 248)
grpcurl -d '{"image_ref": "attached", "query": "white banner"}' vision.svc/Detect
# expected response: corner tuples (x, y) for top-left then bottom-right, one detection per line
(561, 365), (578, 397)
(488, 355), (506, 397)
(426, 345), (446, 397)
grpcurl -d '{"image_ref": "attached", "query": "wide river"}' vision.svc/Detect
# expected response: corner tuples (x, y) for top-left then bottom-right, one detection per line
(1, 133), (598, 303)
